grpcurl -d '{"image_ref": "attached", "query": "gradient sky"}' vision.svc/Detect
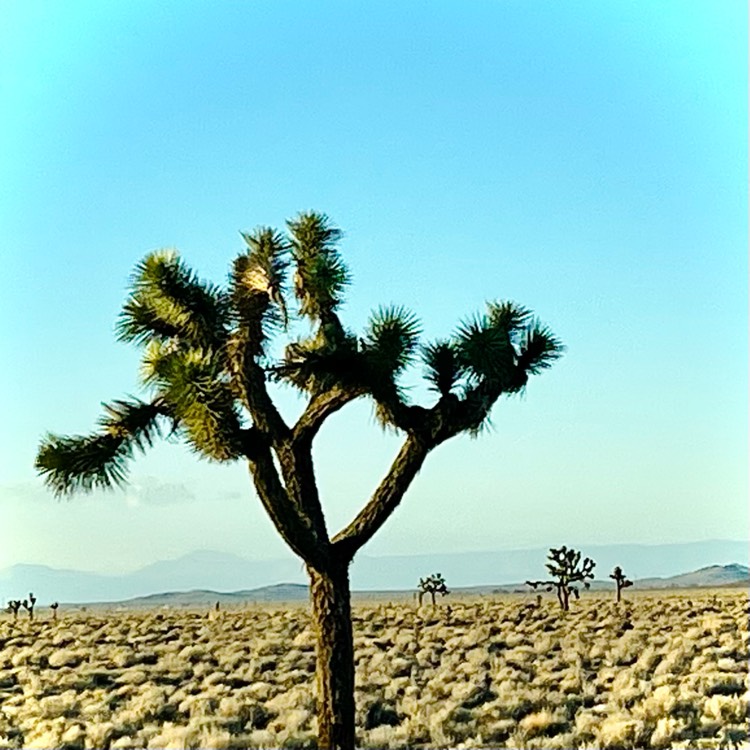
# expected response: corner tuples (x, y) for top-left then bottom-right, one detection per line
(1, 0), (747, 574)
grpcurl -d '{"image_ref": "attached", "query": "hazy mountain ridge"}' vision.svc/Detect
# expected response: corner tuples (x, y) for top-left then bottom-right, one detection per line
(2, 540), (746, 605)
(76, 563), (749, 609)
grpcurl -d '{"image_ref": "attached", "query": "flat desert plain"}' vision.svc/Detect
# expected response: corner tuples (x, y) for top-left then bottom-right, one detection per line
(0, 590), (747, 749)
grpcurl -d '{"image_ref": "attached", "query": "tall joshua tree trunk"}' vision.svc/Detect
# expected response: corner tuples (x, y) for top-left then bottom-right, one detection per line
(308, 558), (356, 750)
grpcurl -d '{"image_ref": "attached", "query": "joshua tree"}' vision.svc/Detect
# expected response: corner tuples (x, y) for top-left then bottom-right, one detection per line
(610, 565), (633, 603)
(527, 546), (595, 611)
(35, 211), (562, 750)
(50, 602), (59, 620)
(21, 593), (36, 620)
(7, 600), (21, 620)
(417, 573), (449, 606)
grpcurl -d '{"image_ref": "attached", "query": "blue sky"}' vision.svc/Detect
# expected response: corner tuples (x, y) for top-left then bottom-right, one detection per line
(1, 1), (747, 574)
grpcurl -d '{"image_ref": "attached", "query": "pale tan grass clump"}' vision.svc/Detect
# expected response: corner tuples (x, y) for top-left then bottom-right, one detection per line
(269, 707), (311, 735)
(383, 676), (410, 701)
(702, 693), (747, 724)
(146, 721), (196, 749)
(48, 647), (86, 668)
(265, 684), (311, 713)
(36, 690), (79, 720)
(518, 708), (561, 738)
(636, 683), (678, 719)
(650, 715), (687, 748)
(21, 718), (68, 750)
(84, 719), (117, 747)
(9, 647), (36, 668)
(362, 723), (407, 749)
(594, 712), (646, 748)
(118, 667), (150, 685)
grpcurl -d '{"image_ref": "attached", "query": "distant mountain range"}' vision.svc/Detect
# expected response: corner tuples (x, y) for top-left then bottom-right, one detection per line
(1, 540), (746, 605)
(79, 563), (750, 609)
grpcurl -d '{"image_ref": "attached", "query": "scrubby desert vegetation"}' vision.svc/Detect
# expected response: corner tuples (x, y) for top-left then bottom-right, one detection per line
(0, 591), (747, 749)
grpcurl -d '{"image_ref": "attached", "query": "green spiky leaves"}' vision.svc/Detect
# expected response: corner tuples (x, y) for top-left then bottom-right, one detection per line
(518, 321), (564, 374)
(36, 211), (564, 503)
(35, 398), (165, 495)
(486, 300), (532, 333)
(231, 228), (290, 355)
(36, 433), (132, 496)
(98, 398), (165, 448)
(276, 329), (362, 394)
(454, 301), (533, 388)
(287, 212), (349, 320)
(452, 300), (563, 391)
(421, 341), (462, 398)
(144, 348), (243, 461)
(455, 313), (514, 386)
(117, 250), (229, 350)
(362, 306), (421, 378)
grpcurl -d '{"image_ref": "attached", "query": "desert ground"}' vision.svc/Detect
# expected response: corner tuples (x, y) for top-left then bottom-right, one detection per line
(0, 590), (747, 749)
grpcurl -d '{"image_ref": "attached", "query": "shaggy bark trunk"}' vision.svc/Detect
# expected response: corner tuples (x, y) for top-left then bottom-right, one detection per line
(616, 583), (622, 603)
(309, 559), (356, 750)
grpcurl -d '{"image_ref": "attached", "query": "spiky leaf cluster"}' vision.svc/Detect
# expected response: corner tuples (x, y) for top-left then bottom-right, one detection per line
(418, 573), (450, 596)
(288, 212), (348, 320)
(275, 326), (362, 393)
(527, 546), (596, 610)
(231, 228), (289, 353)
(610, 566), (633, 589)
(421, 341), (461, 397)
(35, 210), (563, 496)
(36, 398), (165, 496)
(117, 250), (229, 350)
(544, 545), (596, 586)
(422, 300), (562, 404)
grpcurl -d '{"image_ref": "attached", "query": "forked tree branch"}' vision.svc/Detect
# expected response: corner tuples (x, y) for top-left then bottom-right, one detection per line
(244, 439), (328, 568)
(328, 378), (519, 560)
(234, 348), (291, 443)
(332, 434), (430, 559)
(276, 442), (330, 545)
(293, 384), (367, 444)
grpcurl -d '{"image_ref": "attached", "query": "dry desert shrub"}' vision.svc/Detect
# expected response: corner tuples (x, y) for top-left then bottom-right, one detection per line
(0, 591), (747, 748)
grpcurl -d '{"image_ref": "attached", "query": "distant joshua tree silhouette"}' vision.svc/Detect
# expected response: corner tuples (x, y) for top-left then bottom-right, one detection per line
(22, 593), (37, 620)
(527, 546), (595, 611)
(50, 602), (59, 620)
(418, 573), (449, 606)
(7, 600), (22, 620)
(610, 566), (633, 603)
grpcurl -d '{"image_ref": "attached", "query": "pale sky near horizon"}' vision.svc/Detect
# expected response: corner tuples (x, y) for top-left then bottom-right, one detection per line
(1, 1), (747, 574)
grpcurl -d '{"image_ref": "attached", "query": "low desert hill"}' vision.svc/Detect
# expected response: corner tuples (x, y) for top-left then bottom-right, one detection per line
(3, 539), (746, 605)
(69, 563), (748, 609)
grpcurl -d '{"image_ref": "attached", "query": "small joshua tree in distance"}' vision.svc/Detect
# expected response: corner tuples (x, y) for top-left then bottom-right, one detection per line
(7, 600), (21, 620)
(610, 565), (633, 603)
(418, 573), (449, 606)
(50, 602), (60, 620)
(527, 546), (595, 611)
(21, 593), (37, 621)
